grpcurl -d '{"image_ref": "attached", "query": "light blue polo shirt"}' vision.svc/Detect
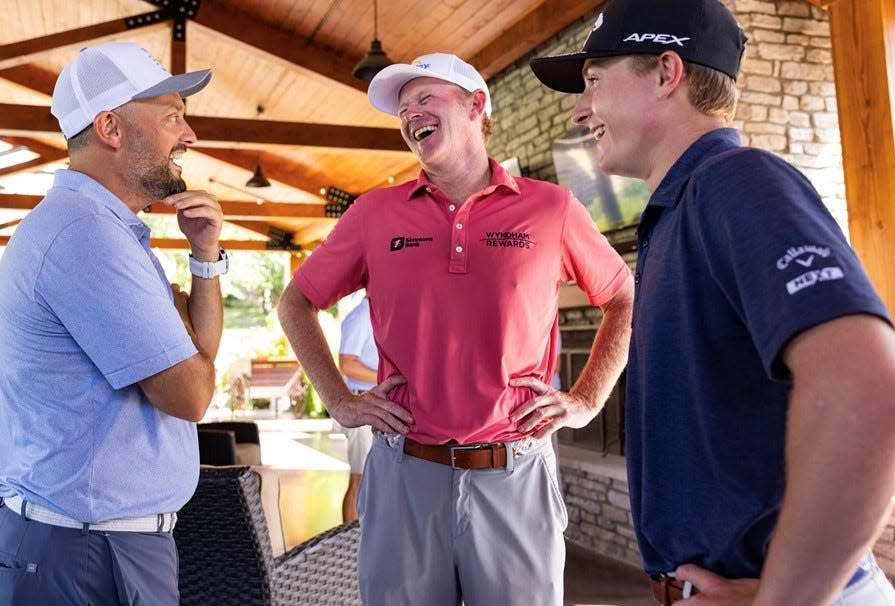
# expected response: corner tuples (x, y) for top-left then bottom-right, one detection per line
(339, 297), (379, 392)
(0, 169), (200, 522)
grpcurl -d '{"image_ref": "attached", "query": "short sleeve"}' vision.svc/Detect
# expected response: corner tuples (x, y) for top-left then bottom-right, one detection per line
(561, 192), (631, 306)
(296, 201), (369, 309)
(35, 215), (196, 389)
(691, 149), (889, 378)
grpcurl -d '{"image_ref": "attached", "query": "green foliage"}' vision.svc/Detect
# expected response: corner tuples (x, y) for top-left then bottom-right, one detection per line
(302, 374), (328, 418)
(143, 214), (291, 329)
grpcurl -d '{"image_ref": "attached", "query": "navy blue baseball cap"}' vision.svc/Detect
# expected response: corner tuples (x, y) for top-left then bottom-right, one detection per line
(530, 0), (747, 93)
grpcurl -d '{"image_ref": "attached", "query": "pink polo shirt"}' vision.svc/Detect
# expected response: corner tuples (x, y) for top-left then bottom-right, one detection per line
(295, 159), (629, 444)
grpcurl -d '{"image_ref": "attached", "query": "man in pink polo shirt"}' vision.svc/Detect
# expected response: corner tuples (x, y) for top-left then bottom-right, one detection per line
(278, 53), (634, 605)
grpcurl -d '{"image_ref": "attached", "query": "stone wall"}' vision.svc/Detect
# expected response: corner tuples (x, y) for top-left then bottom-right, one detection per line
(483, 0), (895, 580)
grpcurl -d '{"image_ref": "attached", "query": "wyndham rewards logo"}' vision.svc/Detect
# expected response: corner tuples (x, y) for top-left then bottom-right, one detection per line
(481, 231), (534, 249)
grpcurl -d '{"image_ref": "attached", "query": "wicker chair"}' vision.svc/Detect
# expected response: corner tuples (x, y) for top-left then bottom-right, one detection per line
(175, 466), (361, 605)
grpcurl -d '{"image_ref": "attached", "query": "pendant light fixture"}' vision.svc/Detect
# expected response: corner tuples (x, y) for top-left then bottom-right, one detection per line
(245, 105), (272, 188)
(352, 0), (393, 81)
(245, 161), (271, 188)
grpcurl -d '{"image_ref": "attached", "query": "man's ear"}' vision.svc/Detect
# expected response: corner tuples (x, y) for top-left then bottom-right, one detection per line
(92, 110), (124, 148)
(469, 89), (488, 118)
(655, 51), (686, 97)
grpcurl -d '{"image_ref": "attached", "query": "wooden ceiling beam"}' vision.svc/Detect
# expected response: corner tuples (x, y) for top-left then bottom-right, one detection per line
(0, 234), (274, 250)
(148, 199), (328, 220)
(0, 153), (66, 178)
(0, 136), (67, 178)
(0, 194), (329, 221)
(193, 1), (366, 94)
(188, 115), (405, 150)
(0, 104), (60, 136)
(0, 65), (58, 97)
(0, 103), (405, 150)
(0, 20), (167, 71)
(0, 194), (42, 210)
(150, 237), (273, 251)
(226, 219), (278, 238)
(3, 136), (66, 157)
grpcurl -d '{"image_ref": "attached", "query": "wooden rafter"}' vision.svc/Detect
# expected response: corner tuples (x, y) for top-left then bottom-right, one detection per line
(192, 1), (366, 93)
(0, 103), (405, 151)
(0, 193), (330, 221)
(0, 21), (169, 71)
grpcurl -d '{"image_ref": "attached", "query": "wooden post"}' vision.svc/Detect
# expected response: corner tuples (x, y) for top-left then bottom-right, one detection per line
(830, 0), (895, 312)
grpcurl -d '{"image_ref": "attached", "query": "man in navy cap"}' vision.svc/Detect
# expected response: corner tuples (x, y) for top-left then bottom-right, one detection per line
(531, 1), (895, 604)
(0, 42), (223, 605)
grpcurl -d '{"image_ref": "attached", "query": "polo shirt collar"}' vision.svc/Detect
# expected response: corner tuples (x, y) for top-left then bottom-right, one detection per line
(648, 128), (741, 209)
(53, 169), (151, 242)
(407, 157), (521, 200)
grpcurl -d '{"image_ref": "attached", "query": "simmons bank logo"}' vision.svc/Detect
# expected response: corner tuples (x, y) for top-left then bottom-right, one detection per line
(389, 236), (433, 252)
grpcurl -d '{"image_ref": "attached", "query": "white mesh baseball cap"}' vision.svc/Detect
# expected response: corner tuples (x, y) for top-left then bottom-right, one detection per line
(368, 53), (491, 117)
(51, 41), (212, 139)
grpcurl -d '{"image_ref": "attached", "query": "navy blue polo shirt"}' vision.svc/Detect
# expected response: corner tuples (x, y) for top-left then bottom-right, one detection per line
(626, 128), (890, 578)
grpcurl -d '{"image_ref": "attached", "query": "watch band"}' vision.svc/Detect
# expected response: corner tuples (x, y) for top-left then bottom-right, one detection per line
(189, 248), (229, 278)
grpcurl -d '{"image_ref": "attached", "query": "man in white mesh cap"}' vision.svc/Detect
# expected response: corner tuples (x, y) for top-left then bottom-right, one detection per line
(279, 52), (634, 605)
(0, 41), (224, 604)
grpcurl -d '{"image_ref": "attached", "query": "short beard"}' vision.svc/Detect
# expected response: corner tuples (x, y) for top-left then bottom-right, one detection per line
(139, 166), (186, 200)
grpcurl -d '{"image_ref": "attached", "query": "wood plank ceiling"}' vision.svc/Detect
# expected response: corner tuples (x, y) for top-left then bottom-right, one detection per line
(0, 0), (608, 252)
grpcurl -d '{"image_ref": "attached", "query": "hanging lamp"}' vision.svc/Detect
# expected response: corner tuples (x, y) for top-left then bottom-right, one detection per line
(245, 161), (271, 188)
(245, 105), (272, 188)
(352, 0), (393, 81)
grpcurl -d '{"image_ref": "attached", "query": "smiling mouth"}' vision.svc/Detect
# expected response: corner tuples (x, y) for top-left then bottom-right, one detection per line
(413, 125), (437, 141)
(594, 125), (606, 140)
(170, 147), (186, 170)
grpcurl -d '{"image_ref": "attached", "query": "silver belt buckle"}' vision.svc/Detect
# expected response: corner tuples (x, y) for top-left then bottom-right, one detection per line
(449, 444), (484, 468)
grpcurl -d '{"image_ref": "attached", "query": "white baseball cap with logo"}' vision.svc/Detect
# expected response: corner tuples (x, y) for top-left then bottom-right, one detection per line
(51, 41), (212, 139)
(367, 52), (491, 117)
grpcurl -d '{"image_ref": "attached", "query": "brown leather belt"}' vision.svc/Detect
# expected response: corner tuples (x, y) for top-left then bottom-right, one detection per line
(402, 438), (507, 469)
(649, 575), (696, 605)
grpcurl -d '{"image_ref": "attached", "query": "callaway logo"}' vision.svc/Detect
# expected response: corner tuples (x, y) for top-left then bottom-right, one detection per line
(623, 33), (690, 47)
(389, 236), (433, 252)
(776, 244), (831, 270)
(412, 60), (431, 70)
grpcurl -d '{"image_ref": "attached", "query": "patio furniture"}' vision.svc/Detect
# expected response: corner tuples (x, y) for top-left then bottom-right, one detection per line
(176, 466), (360, 605)
(241, 358), (304, 416)
(196, 428), (238, 466)
(198, 421), (262, 465)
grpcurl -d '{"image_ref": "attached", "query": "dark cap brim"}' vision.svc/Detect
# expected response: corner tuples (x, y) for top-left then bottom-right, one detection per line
(529, 52), (590, 94)
(133, 68), (213, 101)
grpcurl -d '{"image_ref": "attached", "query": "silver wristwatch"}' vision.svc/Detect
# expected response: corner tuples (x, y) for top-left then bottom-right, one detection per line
(189, 248), (229, 278)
